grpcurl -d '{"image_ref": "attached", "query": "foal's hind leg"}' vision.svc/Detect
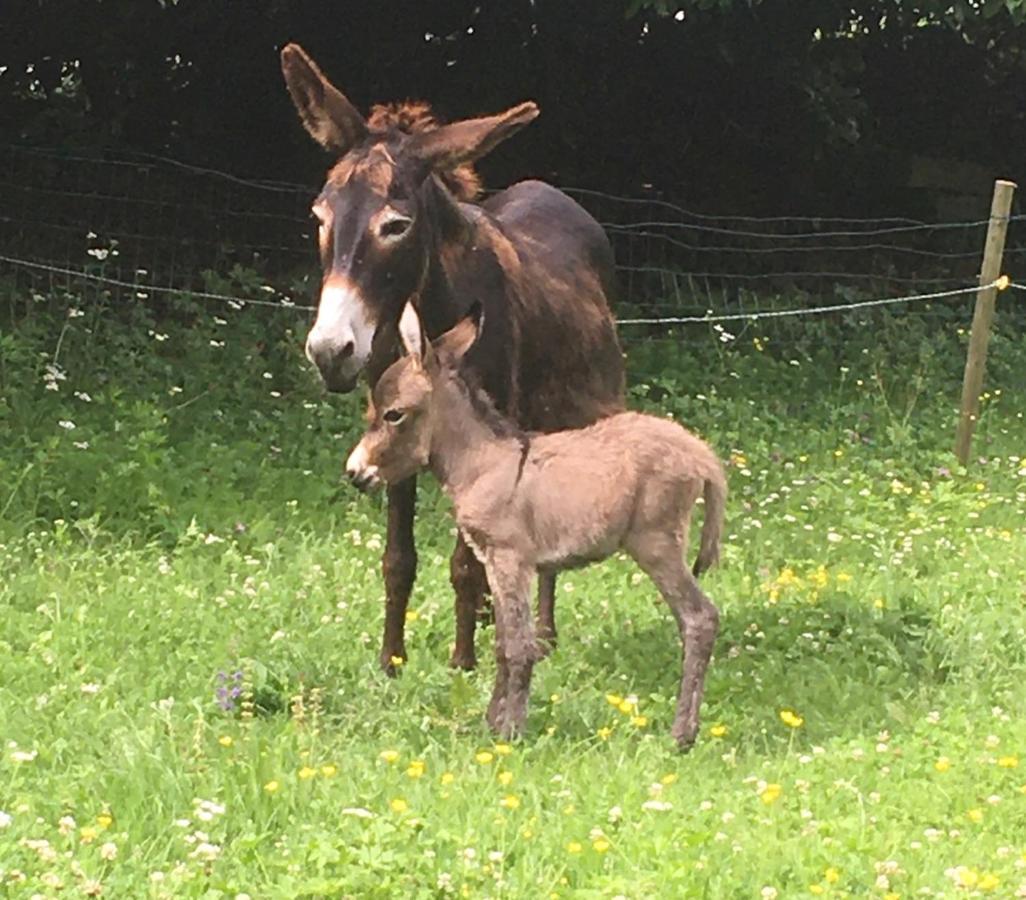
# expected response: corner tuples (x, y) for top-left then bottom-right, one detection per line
(535, 572), (558, 657)
(627, 534), (720, 751)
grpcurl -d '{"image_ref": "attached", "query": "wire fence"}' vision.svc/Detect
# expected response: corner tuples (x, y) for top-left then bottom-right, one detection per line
(2, 141), (1023, 348)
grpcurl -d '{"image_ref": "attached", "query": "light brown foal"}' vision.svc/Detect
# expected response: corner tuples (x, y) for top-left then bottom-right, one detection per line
(346, 303), (726, 749)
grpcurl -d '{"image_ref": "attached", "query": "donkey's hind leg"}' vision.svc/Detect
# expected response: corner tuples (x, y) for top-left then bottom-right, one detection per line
(627, 533), (720, 751)
(535, 571), (558, 657)
(450, 533), (489, 671)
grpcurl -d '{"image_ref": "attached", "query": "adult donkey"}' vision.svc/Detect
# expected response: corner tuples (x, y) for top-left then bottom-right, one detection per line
(281, 43), (625, 673)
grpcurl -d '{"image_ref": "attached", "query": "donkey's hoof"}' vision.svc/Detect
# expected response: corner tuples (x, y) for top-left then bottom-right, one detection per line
(448, 650), (477, 671)
(379, 652), (407, 678)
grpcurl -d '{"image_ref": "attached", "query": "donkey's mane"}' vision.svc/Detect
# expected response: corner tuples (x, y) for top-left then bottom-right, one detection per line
(368, 101), (482, 202)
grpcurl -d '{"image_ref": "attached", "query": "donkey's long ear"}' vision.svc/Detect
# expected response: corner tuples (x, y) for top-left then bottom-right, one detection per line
(434, 302), (483, 367)
(398, 301), (426, 365)
(409, 102), (539, 170)
(281, 43), (367, 153)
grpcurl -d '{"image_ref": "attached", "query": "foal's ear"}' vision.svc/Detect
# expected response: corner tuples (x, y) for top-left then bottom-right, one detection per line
(409, 102), (539, 170)
(398, 301), (426, 364)
(280, 43), (368, 154)
(434, 302), (483, 367)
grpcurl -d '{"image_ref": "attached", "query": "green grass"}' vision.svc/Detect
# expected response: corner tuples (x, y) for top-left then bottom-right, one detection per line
(2, 286), (1026, 898)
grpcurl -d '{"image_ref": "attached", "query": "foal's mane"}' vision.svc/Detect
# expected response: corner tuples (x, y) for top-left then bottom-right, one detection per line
(447, 363), (531, 479)
(367, 101), (482, 202)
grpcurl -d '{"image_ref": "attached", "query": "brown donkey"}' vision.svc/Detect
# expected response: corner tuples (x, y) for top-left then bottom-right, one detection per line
(346, 304), (726, 749)
(281, 44), (625, 675)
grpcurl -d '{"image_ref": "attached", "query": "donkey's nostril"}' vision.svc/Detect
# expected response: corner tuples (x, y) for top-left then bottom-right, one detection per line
(339, 340), (355, 360)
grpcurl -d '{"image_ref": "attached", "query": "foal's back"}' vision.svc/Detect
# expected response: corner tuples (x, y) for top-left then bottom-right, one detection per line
(477, 412), (720, 567)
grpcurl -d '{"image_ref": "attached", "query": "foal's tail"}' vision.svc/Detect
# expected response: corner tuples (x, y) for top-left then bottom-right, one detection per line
(692, 465), (727, 578)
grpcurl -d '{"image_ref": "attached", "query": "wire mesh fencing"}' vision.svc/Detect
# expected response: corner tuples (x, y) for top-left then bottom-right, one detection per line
(2, 141), (1022, 358)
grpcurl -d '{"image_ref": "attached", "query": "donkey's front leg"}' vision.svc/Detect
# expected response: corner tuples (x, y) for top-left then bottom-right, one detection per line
(380, 477), (417, 676)
(487, 553), (538, 738)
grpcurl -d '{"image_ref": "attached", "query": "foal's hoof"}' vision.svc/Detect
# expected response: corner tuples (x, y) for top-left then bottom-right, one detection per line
(672, 724), (699, 753)
(535, 632), (557, 659)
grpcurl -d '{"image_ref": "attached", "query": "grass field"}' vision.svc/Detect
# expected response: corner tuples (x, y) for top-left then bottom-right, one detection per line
(2, 288), (1026, 898)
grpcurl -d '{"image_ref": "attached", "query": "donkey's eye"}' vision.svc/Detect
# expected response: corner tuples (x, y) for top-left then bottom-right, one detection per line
(383, 409), (405, 424)
(378, 216), (412, 241)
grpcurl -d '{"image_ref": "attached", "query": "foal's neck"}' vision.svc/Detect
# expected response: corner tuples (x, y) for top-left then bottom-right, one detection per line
(428, 374), (522, 496)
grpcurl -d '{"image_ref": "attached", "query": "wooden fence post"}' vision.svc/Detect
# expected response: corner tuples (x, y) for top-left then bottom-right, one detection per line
(954, 179), (1016, 466)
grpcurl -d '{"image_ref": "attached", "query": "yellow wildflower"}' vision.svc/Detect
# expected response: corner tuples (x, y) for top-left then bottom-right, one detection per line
(824, 867), (840, 884)
(935, 757), (951, 772)
(618, 699), (635, 714)
(390, 798), (408, 813)
(979, 873), (1000, 891)
(441, 772), (455, 785)
(760, 783), (782, 805)
(494, 743), (513, 756)
(80, 825), (98, 844)
(661, 773), (679, 785)
(475, 751), (494, 765)
(263, 780), (280, 794)
(998, 756), (1019, 768)
(321, 764), (337, 777)
(218, 736), (233, 747)
(498, 771), (514, 786)
(406, 760), (426, 779)
(710, 724), (728, 738)
(404, 609), (419, 622)
(567, 841), (583, 854)
(390, 655), (404, 667)
(499, 794), (520, 810)
(809, 886), (824, 896)
(779, 709), (804, 729)
(96, 814), (113, 829)
(605, 693), (624, 707)
(597, 727), (612, 740)
(967, 808), (984, 823)
(379, 750), (400, 764)
(593, 838), (610, 853)
(631, 715), (648, 728)
(298, 766), (317, 780)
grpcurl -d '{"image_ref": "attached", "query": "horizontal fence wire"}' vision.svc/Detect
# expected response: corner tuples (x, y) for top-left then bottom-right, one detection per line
(616, 282), (995, 325)
(2, 142), (1022, 341)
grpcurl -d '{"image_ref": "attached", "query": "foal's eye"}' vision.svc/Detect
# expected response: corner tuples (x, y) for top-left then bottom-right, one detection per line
(378, 216), (412, 241)
(383, 409), (405, 425)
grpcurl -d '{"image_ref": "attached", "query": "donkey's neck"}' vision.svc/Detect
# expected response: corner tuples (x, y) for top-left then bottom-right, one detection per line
(418, 178), (476, 338)
(428, 373), (523, 496)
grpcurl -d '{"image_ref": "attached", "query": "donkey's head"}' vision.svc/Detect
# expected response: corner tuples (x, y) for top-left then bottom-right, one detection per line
(281, 43), (537, 392)
(345, 302), (480, 490)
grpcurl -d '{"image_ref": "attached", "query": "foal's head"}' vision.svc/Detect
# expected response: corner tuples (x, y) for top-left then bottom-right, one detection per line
(345, 303), (480, 491)
(281, 43), (538, 392)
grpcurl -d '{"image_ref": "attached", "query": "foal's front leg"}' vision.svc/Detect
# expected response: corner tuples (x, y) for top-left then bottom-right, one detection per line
(485, 552), (538, 738)
(380, 477), (417, 676)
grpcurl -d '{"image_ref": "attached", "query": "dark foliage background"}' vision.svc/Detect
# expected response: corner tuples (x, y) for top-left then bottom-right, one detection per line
(4, 0), (1026, 218)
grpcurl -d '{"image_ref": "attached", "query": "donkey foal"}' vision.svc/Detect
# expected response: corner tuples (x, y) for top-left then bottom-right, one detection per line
(347, 304), (726, 749)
